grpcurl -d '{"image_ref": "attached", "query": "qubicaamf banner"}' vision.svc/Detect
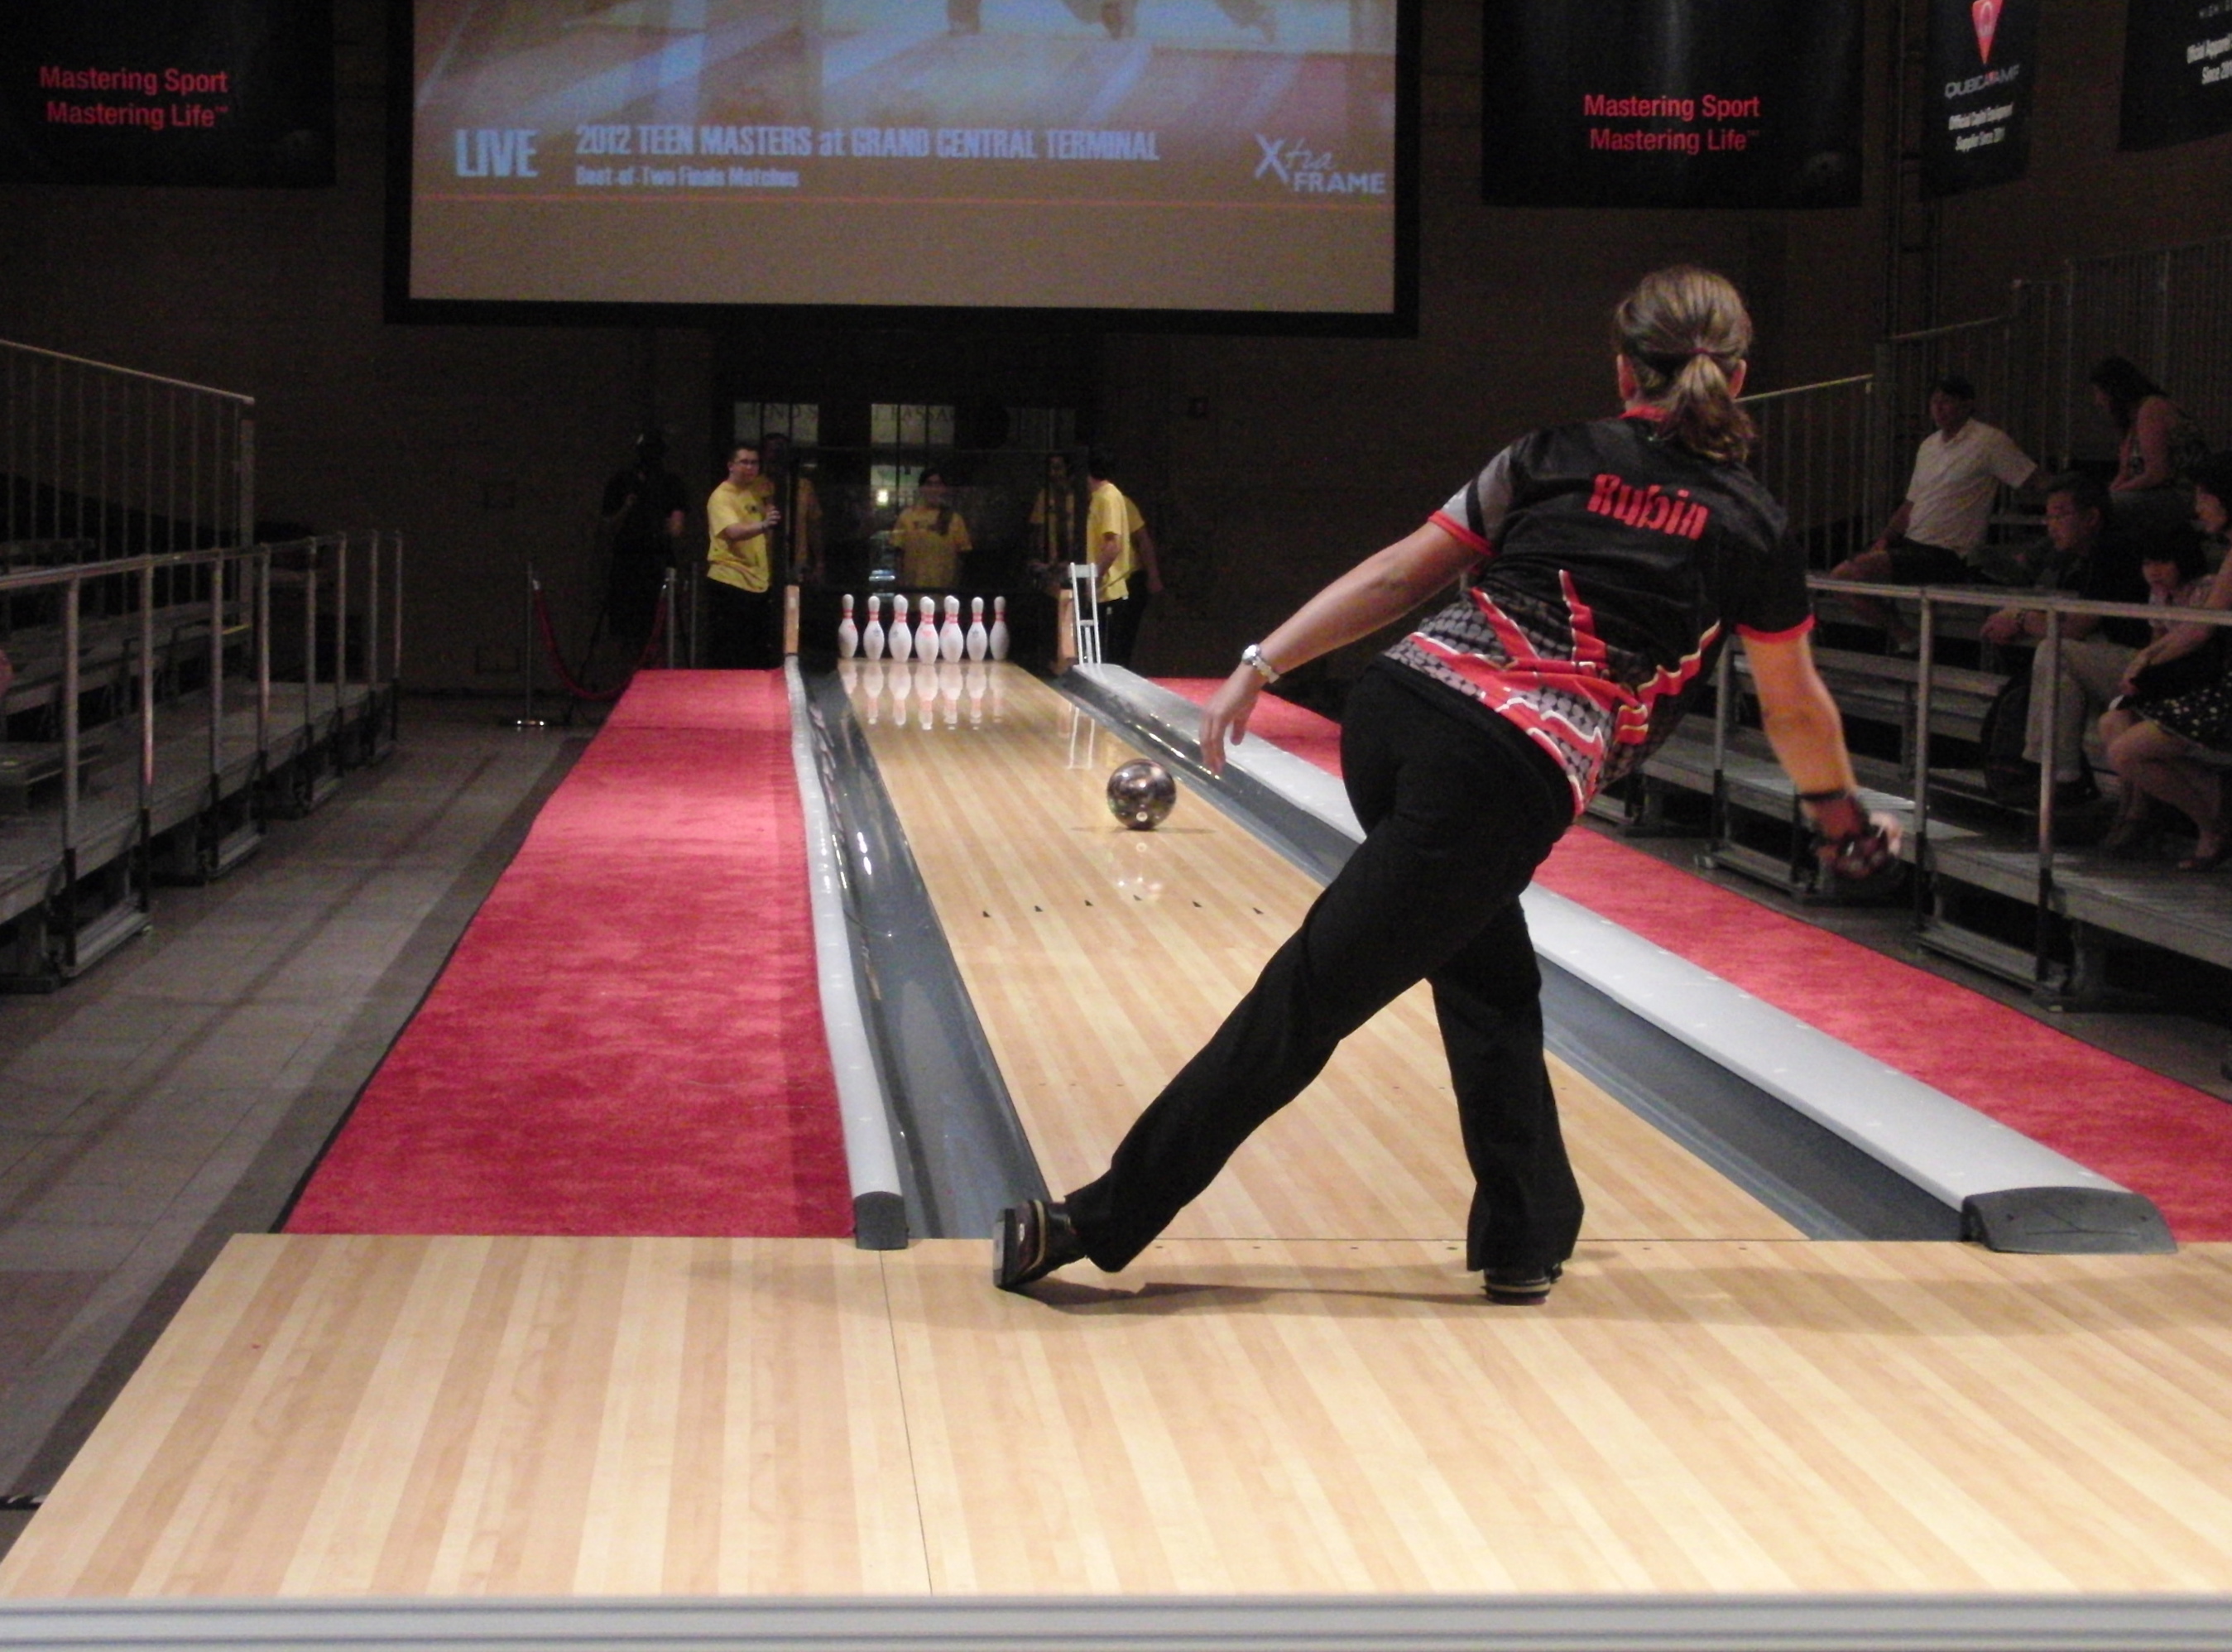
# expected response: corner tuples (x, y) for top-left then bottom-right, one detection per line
(1923, 0), (2037, 196)
(2120, 0), (2232, 151)
(1481, 0), (1861, 209)
(0, 0), (333, 186)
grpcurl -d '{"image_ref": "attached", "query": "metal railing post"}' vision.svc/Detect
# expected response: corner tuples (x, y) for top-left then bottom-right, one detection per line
(208, 537), (225, 800)
(61, 574), (82, 857)
(257, 547), (271, 775)
(511, 561), (545, 729)
(304, 551), (319, 752)
(391, 534), (404, 742)
(1912, 598), (1935, 929)
(334, 531), (350, 736)
(1708, 643), (1733, 860)
(2033, 610), (2062, 992)
(139, 561), (156, 818)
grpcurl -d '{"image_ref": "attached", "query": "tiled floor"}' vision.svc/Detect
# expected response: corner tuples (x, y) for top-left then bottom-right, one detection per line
(0, 699), (587, 1539)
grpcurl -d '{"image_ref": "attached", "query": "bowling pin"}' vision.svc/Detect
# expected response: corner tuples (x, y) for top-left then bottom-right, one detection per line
(939, 595), (964, 663)
(837, 593), (858, 659)
(966, 596), (988, 661)
(989, 594), (1010, 661)
(915, 596), (938, 660)
(888, 595), (913, 661)
(862, 593), (886, 660)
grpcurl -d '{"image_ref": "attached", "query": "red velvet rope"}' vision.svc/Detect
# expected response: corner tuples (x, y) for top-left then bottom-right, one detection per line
(531, 584), (668, 703)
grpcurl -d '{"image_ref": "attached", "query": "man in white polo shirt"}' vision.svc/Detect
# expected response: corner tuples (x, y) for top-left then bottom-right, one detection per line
(1831, 375), (2038, 651)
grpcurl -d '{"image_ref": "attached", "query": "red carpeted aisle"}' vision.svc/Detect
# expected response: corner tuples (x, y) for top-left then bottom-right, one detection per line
(288, 672), (852, 1237)
(1163, 678), (2232, 1241)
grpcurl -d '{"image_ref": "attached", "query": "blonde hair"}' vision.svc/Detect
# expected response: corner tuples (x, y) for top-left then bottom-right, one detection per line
(1613, 266), (1755, 464)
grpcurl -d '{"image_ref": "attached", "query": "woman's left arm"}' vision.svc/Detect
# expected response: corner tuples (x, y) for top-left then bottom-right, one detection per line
(1198, 521), (1481, 772)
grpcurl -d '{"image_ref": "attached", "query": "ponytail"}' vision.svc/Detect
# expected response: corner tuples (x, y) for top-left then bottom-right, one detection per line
(1613, 266), (1755, 464)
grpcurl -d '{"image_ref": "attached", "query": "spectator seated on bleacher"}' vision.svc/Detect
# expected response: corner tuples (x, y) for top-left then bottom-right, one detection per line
(2099, 454), (2232, 868)
(1830, 375), (2041, 654)
(1978, 473), (2151, 809)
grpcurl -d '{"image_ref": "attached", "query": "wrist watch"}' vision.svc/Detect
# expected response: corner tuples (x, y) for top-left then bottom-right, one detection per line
(1240, 643), (1281, 684)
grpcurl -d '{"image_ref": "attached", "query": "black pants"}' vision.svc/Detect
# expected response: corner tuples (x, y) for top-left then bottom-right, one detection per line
(1067, 666), (1583, 1275)
(1100, 590), (1145, 665)
(704, 580), (776, 668)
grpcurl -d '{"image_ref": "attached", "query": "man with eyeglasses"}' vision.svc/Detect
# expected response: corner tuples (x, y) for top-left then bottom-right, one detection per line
(1978, 472), (2153, 808)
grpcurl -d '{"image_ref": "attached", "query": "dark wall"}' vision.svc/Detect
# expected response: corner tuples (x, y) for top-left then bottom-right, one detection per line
(0, 0), (2220, 689)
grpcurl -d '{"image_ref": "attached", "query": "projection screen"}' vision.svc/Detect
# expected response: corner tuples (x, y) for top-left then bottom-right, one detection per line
(394, 0), (1414, 329)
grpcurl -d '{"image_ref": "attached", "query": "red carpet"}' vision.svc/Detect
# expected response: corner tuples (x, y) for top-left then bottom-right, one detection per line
(1161, 678), (2232, 1241)
(288, 671), (852, 1237)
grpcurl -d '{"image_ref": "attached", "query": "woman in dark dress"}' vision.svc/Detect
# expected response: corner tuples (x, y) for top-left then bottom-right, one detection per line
(2103, 452), (2232, 870)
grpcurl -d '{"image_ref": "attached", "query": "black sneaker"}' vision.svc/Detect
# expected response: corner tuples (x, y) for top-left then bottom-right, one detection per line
(1481, 1261), (1562, 1305)
(993, 1199), (1086, 1291)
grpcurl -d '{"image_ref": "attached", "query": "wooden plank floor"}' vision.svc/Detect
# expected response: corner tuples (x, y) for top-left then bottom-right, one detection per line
(9, 1234), (2232, 1597)
(855, 663), (1797, 1243)
(17, 667), (2226, 1600)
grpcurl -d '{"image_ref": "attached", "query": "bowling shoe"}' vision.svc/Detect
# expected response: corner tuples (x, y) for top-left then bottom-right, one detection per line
(993, 1198), (1086, 1291)
(1481, 1261), (1562, 1305)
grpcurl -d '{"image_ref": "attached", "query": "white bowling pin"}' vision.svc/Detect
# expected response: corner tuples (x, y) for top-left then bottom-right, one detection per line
(862, 594), (886, 660)
(915, 596), (938, 660)
(887, 596), (913, 661)
(989, 594), (1010, 661)
(939, 594), (964, 663)
(966, 596), (988, 661)
(837, 593), (858, 659)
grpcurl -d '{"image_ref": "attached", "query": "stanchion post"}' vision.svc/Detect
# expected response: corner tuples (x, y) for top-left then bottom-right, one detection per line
(509, 559), (546, 729)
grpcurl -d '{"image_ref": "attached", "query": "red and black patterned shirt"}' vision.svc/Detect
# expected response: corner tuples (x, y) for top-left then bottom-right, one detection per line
(1383, 412), (1814, 814)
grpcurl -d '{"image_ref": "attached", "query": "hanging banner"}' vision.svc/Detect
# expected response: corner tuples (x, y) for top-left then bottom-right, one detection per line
(1480, 0), (1862, 209)
(0, 0), (333, 186)
(2120, 0), (2232, 151)
(1923, 0), (2037, 194)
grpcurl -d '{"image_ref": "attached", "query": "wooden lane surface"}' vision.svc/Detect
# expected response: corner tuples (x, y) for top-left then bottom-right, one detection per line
(0, 1237), (926, 1598)
(12, 1235), (2232, 1596)
(852, 663), (1797, 1243)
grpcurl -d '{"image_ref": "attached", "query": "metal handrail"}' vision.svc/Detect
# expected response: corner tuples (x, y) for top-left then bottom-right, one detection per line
(0, 339), (257, 406)
(2, 537), (397, 871)
(1797, 574), (2232, 990)
(1737, 372), (1873, 406)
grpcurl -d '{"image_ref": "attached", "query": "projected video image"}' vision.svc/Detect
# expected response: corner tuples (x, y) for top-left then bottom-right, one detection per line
(406, 0), (1401, 315)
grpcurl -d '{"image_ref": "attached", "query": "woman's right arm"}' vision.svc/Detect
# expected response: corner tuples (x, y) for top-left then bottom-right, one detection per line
(1198, 521), (1481, 772)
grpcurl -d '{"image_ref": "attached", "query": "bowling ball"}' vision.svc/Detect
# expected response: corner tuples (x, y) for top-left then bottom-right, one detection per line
(1106, 759), (1176, 830)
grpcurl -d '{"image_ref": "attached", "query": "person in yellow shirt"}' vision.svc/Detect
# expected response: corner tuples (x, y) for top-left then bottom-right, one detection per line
(1087, 448), (1159, 665)
(705, 443), (782, 667)
(891, 468), (972, 589)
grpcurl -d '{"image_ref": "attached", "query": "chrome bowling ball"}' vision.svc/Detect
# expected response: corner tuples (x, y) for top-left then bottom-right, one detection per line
(1106, 759), (1177, 830)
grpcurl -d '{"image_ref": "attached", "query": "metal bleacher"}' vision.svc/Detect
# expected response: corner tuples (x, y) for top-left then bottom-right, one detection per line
(1610, 238), (2232, 1012)
(1, 340), (402, 988)
(1605, 575), (2232, 1010)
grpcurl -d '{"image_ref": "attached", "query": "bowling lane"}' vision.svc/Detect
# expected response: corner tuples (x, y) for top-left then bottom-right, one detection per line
(847, 661), (1800, 1244)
